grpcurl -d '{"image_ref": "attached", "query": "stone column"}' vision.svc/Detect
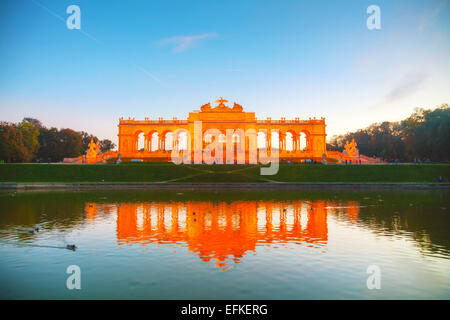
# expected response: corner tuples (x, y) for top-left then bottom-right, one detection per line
(173, 134), (177, 150)
(307, 135), (311, 151)
(278, 133), (282, 152)
(279, 132), (285, 152)
(245, 135), (249, 164)
(144, 135), (148, 152)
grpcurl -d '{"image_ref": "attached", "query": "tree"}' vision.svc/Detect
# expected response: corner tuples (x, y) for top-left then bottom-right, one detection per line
(0, 122), (28, 162)
(36, 128), (85, 162)
(37, 127), (61, 162)
(2, 118), (118, 162)
(80, 131), (97, 151)
(16, 120), (40, 162)
(401, 105), (450, 162)
(328, 104), (449, 162)
(23, 118), (44, 129)
(57, 129), (84, 159)
(99, 139), (116, 152)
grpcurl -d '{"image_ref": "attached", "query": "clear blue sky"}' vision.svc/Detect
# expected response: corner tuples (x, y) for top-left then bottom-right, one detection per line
(1, 0), (449, 144)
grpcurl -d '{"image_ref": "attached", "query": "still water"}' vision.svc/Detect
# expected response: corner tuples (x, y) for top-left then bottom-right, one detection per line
(0, 189), (449, 299)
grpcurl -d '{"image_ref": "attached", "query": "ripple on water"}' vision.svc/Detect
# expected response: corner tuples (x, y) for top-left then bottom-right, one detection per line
(0, 190), (449, 299)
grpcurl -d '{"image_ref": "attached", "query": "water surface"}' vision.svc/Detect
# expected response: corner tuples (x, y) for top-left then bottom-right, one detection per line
(0, 189), (449, 299)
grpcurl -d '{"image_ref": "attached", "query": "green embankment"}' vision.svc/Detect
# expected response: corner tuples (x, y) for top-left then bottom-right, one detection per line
(0, 163), (449, 184)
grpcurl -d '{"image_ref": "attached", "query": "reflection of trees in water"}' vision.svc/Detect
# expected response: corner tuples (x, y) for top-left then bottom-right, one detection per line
(0, 192), (115, 240)
(357, 205), (449, 256)
(328, 192), (450, 256)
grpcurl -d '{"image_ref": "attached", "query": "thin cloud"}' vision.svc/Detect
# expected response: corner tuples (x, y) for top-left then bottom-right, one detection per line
(134, 64), (163, 84)
(385, 72), (429, 103)
(156, 33), (219, 53)
(369, 72), (429, 110)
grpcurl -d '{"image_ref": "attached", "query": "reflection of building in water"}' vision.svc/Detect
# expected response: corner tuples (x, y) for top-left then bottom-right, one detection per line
(84, 203), (118, 224)
(85, 200), (358, 269)
(346, 201), (360, 223)
(324, 201), (361, 224)
(85, 203), (99, 221)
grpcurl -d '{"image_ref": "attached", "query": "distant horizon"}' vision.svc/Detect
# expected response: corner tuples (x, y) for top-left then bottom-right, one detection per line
(1, 0), (449, 145)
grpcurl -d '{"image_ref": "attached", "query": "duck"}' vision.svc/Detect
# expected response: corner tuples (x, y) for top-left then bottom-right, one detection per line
(66, 244), (77, 251)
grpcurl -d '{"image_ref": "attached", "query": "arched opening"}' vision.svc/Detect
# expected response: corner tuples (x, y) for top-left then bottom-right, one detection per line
(299, 132), (308, 151)
(176, 131), (188, 150)
(286, 132), (294, 151)
(257, 131), (267, 149)
(271, 131), (280, 150)
(150, 132), (159, 151)
(164, 132), (174, 151)
(135, 131), (145, 152)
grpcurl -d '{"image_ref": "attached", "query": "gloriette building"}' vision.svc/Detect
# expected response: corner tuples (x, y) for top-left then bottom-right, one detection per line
(64, 98), (382, 164)
(117, 98), (328, 163)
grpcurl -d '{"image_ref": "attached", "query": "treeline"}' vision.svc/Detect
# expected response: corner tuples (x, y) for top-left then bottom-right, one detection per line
(0, 118), (115, 163)
(327, 104), (449, 162)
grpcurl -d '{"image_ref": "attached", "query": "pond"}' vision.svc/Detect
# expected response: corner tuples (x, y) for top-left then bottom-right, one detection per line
(0, 189), (449, 299)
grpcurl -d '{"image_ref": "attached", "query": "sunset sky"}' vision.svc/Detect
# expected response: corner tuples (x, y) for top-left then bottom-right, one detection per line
(1, 0), (449, 145)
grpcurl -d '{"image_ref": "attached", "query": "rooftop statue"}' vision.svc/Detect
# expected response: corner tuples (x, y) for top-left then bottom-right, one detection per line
(199, 97), (244, 112)
(213, 97), (230, 111)
(200, 97), (241, 112)
(215, 97), (228, 105)
(200, 102), (211, 112)
(232, 102), (243, 112)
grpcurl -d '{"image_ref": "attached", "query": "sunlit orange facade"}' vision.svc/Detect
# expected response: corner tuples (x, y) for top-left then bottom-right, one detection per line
(63, 98), (383, 164)
(117, 98), (328, 163)
(84, 199), (360, 269)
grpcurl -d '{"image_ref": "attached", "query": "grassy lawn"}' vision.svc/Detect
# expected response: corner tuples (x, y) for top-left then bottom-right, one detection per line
(0, 163), (449, 184)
